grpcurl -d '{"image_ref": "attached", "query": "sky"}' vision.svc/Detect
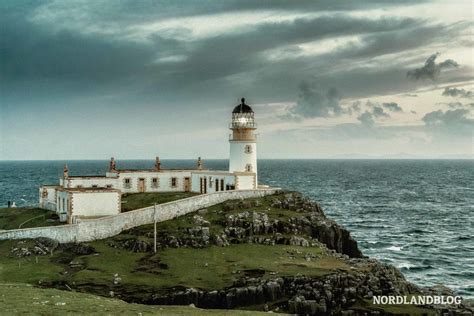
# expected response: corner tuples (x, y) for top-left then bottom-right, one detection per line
(0, 0), (473, 160)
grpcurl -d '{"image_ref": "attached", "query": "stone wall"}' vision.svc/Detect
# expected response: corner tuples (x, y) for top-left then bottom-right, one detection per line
(0, 189), (279, 243)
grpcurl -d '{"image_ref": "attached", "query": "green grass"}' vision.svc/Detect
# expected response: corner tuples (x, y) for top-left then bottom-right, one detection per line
(0, 236), (346, 292)
(0, 283), (273, 315)
(152, 244), (348, 290)
(121, 192), (199, 212)
(69, 243), (346, 290)
(0, 240), (64, 284)
(355, 298), (437, 316)
(0, 208), (60, 230)
(0, 193), (435, 315)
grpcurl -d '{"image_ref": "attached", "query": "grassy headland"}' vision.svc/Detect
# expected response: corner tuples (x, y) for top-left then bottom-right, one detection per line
(0, 192), (445, 314)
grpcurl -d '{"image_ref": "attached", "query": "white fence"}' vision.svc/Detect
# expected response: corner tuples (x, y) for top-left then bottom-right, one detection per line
(0, 189), (279, 243)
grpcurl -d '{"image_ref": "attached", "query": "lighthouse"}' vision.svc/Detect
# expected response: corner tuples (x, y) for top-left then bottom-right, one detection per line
(229, 98), (258, 186)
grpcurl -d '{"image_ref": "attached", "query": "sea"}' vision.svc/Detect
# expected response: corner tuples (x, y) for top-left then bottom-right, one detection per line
(0, 159), (472, 298)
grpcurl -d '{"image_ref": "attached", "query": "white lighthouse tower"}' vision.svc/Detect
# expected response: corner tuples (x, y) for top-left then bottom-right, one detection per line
(229, 98), (258, 186)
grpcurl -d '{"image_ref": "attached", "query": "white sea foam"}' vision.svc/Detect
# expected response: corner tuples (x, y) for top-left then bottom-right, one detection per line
(397, 262), (415, 269)
(386, 245), (403, 251)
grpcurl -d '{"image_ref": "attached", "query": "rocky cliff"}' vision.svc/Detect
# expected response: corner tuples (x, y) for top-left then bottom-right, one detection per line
(4, 191), (473, 315)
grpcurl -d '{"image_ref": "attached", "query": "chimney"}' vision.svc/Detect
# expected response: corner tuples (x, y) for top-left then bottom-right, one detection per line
(109, 157), (116, 172)
(197, 157), (203, 170)
(63, 164), (69, 179)
(155, 156), (161, 171)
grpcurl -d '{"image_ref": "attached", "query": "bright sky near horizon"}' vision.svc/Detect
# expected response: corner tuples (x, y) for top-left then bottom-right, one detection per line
(0, 0), (473, 160)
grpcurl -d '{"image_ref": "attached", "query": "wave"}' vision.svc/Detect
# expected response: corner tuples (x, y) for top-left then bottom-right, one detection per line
(386, 245), (403, 252)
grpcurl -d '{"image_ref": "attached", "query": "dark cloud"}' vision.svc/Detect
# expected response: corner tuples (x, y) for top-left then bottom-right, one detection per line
(1, 0), (471, 108)
(422, 109), (473, 135)
(382, 102), (403, 112)
(353, 101), (394, 126)
(442, 87), (473, 98)
(447, 102), (464, 108)
(407, 53), (459, 81)
(372, 106), (390, 118)
(286, 82), (342, 119)
(357, 111), (375, 127)
(345, 101), (362, 115)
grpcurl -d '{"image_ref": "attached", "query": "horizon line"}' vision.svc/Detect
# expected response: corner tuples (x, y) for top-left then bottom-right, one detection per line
(1, 157), (473, 162)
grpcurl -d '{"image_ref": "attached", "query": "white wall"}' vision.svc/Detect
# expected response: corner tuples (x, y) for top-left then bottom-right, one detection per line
(229, 140), (257, 184)
(57, 190), (69, 222)
(2, 188), (281, 243)
(70, 191), (120, 220)
(236, 174), (256, 190)
(39, 186), (58, 211)
(66, 177), (116, 189)
(191, 172), (236, 193)
(116, 171), (193, 193)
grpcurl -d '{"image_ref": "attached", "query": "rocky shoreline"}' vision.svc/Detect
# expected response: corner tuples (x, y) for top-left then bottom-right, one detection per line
(7, 192), (474, 315)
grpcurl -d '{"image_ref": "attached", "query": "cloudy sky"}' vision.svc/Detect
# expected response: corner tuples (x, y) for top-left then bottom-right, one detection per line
(1, 0), (473, 160)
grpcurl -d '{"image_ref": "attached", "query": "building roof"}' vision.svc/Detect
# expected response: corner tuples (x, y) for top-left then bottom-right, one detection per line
(116, 168), (207, 173)
(57, 187), (120, 193)
(232, 98), (253, 114)
(68, 175), (107, 179)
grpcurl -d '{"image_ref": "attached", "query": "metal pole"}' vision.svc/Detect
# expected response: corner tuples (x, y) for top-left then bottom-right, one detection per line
(154, 203), (157, 253)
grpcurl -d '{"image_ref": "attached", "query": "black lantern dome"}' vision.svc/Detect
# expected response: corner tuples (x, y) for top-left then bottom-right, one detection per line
(232, 98), (253, 114)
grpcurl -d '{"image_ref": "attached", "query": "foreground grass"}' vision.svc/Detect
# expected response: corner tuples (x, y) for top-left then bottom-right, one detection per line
(0, 194), (439, 315)
(0, 208), (60, 230)
(0, 283), (272, 315)
(121, 192), (199, 212)
(74, 243), (347, 290)
(354, 298), (436, 316)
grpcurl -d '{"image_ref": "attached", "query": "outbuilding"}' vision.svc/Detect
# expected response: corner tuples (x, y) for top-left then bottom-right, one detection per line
(56, 188), (121, 223)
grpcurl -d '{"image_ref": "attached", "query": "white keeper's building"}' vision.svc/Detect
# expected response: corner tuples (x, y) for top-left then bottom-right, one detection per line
(39, 98), (262, 223)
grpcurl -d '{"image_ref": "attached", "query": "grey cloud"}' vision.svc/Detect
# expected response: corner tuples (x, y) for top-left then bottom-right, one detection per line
(442, 87), (473, 98)
(372, 106), (390, 118)
(2, 0), (471, 107)
(345, 101), (362, 115)
(382, 102), (403, 112)
(422, 109), (474, 136)
(286, 82), (342, 119)
(447, 102), (464, 108)
(407, 53), (459, 81)
(352, 101), (394, 127)
(357, 111), (375, 127)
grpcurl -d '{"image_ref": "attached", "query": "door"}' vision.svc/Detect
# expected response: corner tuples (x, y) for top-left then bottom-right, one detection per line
(184, 177), (190, 192)
(200, 177), (207, 194)
(138, 178), (145, 193)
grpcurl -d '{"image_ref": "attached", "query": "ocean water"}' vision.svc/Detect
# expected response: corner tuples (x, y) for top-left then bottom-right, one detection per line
(0, 159), (473, 298)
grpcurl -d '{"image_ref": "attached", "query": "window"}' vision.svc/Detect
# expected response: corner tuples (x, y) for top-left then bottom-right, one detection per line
(152, 177), (159, 188)
(76, 185), (83, 188)
(91, 185), (98, 188)
(220, 179), (224, 191)
(244, 145), (252, 154)
(106, 184), (112, 189)
(171, 177), (177, 188)
(245, 164), (252, 172)
(124, 178), (131, 189)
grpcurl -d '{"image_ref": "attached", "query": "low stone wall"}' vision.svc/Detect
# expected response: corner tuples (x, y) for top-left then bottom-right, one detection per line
(0, 189), (280, 243)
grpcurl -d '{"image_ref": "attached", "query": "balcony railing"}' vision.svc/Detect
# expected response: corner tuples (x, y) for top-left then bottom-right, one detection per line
(229, 121), (257, 129)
